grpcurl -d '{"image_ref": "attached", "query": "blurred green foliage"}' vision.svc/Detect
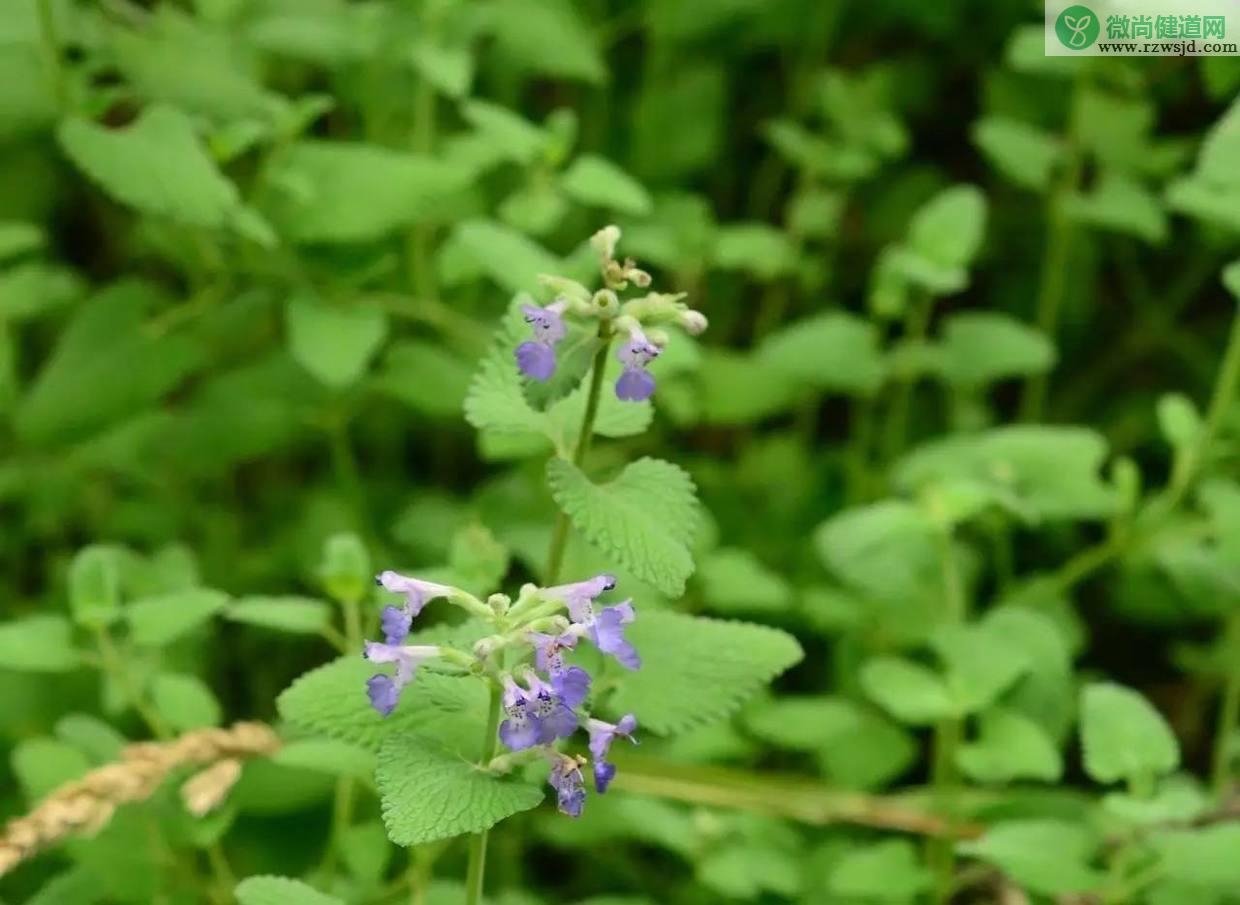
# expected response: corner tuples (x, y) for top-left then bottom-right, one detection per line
(2, 0), (1240, 903)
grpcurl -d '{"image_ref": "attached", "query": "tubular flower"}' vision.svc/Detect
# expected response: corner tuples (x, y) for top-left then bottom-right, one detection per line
(615, 328), (660, 402)
(362, 642), (440, 717)
(515, 301), (567, 381)
(587, 714), (639, 793)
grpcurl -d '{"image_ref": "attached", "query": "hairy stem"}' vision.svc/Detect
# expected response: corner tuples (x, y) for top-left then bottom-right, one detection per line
(545, 333), (612, 583)
(464, 683), (504, 905)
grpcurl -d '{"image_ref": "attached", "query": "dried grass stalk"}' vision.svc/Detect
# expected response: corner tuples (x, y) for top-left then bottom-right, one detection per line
(0, 721), (280, 877)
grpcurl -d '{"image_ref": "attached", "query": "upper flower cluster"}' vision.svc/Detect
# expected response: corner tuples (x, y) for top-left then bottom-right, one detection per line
(362, 569), (641, 818)
(514, 225), (708, 403)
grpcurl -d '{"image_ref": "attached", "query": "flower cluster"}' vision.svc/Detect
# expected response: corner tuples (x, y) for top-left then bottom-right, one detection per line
(514, 225), (708, 403)
(363, 570), (641, 818)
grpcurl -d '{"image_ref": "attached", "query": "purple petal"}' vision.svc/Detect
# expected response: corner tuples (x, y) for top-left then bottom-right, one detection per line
(558, 786), (586, 817)
(590, 606), (642, 670)
(366, 675), (400, 717)
(615, 367), (655, 402)
(617, 713), (638, 736)
(516, 342), (556, 381)
(538, 703), (579, 742)
(380, 605), (412, 645)
(545, 574), (616, 623)
(499, 716), (543, 751)
(522, 305), (566, 345)
(593, 760), (617, 794)
(551, 666), (591, 709)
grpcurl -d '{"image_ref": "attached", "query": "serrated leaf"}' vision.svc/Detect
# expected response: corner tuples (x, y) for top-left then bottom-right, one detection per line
(286, 295), (387, 389)
(277, 656), (488, 754)
(0, 615), (81, 672)
(560, 154), (653, 215)
(546, 457), (698, 596)
(226, 596), (332, 634)
(959, 820), (1103, 896)
(150, 673), (221, 731)
(521, 321), (600, 412)
(957, 707), (1063, 783)
(860, 657), (954, 725)
(235, 876), (344, 905)
(1080, 682), (1180, 785)
(608, 610), (803, 734)
(757, 312), (885, 396)
(376, 734), (543, 845)
(938, 312), (1056, 386)
(126, 588), (227, 647)
(59, 106), (254, 232)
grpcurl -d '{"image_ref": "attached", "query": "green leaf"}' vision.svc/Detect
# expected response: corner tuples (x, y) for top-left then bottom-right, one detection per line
(488, 0), (605, 84)
(829, 839), (931, 902)
(609, 610), (803, 734)
(815, 501), (941, 605)
(698, 548), (792, 614)
(268, 141), (471, 243)
(712, 223), (798, 280)
(757, 312), (886, 396)
(16, 281), (202, 447)
(376, 734), (543, 845)
(698, 843), (803, 899)
(894, 426), (1118, 523)
(1080, 682), (1180, 785)
(453, 220), (562, 294)
(521, 320), (600, 413)
(55, 714), (127, 763)
(959, 820), (1103, 896)
(58, 106), (256, 233)
(696, 350), (799, 425)
(546, 457), (699, 596)
(972, 117), (1062, 191)
(272, 739), (376, 783)
(318, 533), (371, 605)
(235, 876), (344, 905)
(149, 673), (221, 731)
(286, 295), (387, 389)
(0, 261), (82, 322)
(938, 312), (1056, 386)
(0, 615), (81, 673)
(1065, 171), (1168, 244)
(409, 41), (473, 98)
(69, 546), (122, 628)
(957, 707), (1063, 783)
(277, 656), (487, 753)
(560, 154), (653, 216)
(931, 621), (1032, 713)
(12, 737), (91, 800)
(860, 657), (954, 725)
(225, 596), (333, 635)
(459, 100), (549, 166)
(1223, 260), (1240, 302)
(127, 589), (228, 647)
(1152, 825), (1240, 889)
(1157, 393), (1202, 450)
(894, 185), (987, 294)
(373, 339), (475, 418)
(745, 696), (915, 790)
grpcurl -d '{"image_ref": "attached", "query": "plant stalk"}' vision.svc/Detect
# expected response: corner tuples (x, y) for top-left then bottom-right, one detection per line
(545, 332), (611, 583)
(463, 682), (504, 905)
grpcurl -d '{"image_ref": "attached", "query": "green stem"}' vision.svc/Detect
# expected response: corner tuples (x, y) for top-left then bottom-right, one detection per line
(881, 291), (933, 465)
(928, 530), (965, 902)
(1165, 302), (1240, 509)
(36, 0), (69, 112)
(1212, 614), (1240, 797)
(1020, 75), (1086, 423)
(463, 683), (504, 905)
(94, 626), (171, 739)
(544, 332), (611, 583)
(408, 77), (437, 305)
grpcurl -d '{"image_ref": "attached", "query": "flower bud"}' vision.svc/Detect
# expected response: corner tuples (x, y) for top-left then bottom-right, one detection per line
(678, 309), (708, 335)
(592, 289), (620, 317)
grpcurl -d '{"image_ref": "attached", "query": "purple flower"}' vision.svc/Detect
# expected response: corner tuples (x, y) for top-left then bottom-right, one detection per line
(526, 673), (579, 741)
(375, 571), (454, 626)
(529, 629), (578, 673)
(588, 601), (641, 670)
(498, 676), (544, 751)
(516, 303), (567, 382)
(362, 642), (438, 717)
(380, 605), (412, 645)
(547, 755), (586, 817)
(587, 714), (638, 793)
(615, 331), (660, 402)
(542, 574), (616, 623)
(550, 665), (591, 709)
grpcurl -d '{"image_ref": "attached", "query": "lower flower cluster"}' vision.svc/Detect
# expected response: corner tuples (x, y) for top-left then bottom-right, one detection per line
(362, 571), (641, 818)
